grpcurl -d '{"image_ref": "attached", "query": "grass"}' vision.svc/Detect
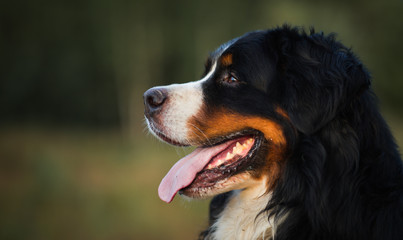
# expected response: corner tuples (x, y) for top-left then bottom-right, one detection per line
(0, 113), (401, 240)
(0, 126), (209, 240)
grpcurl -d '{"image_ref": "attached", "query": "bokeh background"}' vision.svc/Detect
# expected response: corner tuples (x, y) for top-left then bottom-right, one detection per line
(1, 0), (402, 239)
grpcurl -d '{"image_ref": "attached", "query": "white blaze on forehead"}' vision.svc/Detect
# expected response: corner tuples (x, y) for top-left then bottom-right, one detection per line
(160, 62), (217, 143)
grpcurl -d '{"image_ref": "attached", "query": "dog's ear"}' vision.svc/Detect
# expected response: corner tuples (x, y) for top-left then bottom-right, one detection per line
(272, 28), (371, 134)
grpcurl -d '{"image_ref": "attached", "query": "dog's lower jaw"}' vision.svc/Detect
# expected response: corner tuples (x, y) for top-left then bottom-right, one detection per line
(207, 177), (275, 240)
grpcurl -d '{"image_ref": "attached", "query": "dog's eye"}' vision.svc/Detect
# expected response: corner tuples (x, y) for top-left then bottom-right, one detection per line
(223, 74), (239, 84)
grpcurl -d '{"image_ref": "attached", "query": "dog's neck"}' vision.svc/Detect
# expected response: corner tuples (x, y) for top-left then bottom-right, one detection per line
(210, 180), (274, 240)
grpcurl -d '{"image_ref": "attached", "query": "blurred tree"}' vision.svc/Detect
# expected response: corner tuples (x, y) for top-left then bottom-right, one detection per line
(0, 0), (401, 131)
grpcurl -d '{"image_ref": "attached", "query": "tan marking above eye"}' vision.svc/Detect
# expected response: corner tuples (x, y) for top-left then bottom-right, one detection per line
(220, 53), (233, 66)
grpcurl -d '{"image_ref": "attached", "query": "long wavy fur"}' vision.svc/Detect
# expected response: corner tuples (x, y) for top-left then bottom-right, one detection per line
(263, 26), (403, 240)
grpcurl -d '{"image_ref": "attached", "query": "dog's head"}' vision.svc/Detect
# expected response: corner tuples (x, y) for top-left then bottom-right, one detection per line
(144, 26), (370, 203)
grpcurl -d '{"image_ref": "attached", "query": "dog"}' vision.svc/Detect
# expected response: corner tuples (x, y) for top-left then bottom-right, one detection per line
(143, 25), (403, 240)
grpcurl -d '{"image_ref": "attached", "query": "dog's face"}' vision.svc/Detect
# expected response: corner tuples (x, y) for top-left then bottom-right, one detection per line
(144, 27), (369, 203)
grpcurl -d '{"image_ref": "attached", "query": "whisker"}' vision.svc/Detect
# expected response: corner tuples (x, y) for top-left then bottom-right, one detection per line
(189, 123), (213, 146)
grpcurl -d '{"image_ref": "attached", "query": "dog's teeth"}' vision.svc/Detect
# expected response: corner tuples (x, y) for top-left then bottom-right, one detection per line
(236, 142), (242, 148)
(226, 152), (234, 160)
(217, 160), (223, 166)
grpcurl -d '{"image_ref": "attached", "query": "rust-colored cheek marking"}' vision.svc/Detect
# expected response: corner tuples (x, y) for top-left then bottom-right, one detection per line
(220, 53), (233, 66)
(187, 107), (288, 191)
(187, 108), (285, 146)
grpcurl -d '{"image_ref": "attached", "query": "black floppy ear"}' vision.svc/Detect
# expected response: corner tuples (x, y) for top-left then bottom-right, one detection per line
(274, 28), (370, 135)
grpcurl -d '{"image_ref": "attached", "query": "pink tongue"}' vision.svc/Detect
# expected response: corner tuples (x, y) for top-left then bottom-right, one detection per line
(158, 140), (236, 203)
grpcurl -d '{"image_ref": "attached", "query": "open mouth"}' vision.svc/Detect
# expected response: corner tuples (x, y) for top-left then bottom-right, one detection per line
(158, 131), (263, 203)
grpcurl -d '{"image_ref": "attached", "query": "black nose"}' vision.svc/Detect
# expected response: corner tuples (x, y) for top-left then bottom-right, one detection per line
(143, 87), (168, 116)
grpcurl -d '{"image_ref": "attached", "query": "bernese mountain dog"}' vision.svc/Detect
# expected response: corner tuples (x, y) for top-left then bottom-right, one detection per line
(143, 26), (403, 240)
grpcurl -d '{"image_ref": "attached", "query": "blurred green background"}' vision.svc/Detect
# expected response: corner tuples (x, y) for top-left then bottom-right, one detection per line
(0, 0), (402, 239)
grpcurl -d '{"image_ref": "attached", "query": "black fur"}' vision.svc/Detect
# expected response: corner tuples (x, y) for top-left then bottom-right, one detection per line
(202, 26), (403, 239)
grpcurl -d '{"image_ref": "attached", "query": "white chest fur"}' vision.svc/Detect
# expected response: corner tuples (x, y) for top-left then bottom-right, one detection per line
(210, 187), (273, 240)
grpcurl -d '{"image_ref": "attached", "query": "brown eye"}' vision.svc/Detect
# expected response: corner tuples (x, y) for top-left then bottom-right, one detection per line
(223, 74), (239, 84)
